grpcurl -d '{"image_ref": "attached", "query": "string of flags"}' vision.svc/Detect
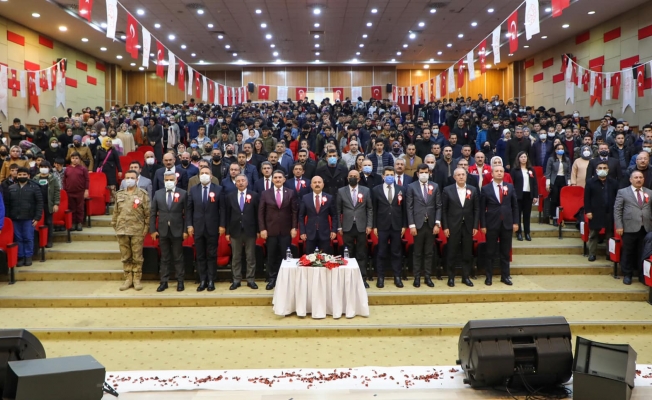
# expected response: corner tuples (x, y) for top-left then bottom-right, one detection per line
(0, 59), (67, 117)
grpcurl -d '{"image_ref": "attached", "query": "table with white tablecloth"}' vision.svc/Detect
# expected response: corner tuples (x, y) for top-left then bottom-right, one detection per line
(272, 258), (370, 319)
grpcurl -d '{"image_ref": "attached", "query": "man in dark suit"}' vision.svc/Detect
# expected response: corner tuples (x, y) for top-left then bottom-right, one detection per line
(393, 158), (412, 187)
(285, 163), (312, 199)
(153, 152), (189, 193)
(360, 159), (383, 189)
(586, 143), (623, 181)
(141, 151), (162, 182)
(584, 162), (618, 262)
(187, 166), (225, 292)
(337, 170), (373, 288)
(372, 166), (407, 288)
(243, 142), (262, 170)
(296, 149), (316, 181)
(252, 161), (274, 194)
(315, 148), (348, 197)
(220, 162), (241, 194)
(446, 158), (479, 188)
(236, 151), (259, 184)
(442, 167), (479, 287)
(258, 169), (298, 290)
(480, 165), (519, 286)
(223, 174), (259, 290)
(150, 171), (188, 292)
(299, 176), (338, 254)
(407, 164), (442, 288)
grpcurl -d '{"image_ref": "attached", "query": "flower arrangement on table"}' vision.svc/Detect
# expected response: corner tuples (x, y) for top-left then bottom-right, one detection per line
(297, 252), (348, 270)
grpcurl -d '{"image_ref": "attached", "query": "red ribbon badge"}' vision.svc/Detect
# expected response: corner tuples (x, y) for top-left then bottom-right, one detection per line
(321, 196), (328, 205)
(300, 180), (306, 188)
(133, 198), (140, 209)
(466, 189), (471, 200)
(528, 170), (533, 178)
(246, 194), (252, 204)
(209, 192), (215, 202)
(428, 185), (434, 195)
(645, 193), (649, 204)
(502, 187), (509, 196)
(397, 192), (403, 205)
(173, 193), (180, 203)
(175, 173), (180, 179)
(358, 193), (364, 203)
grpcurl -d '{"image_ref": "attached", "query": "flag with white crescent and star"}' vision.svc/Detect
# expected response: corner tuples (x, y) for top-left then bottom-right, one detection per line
(332, 87), (343, 101)
(79, 0), (93, 22)
(371, 85), (382, 100)
(126, 14), (139, 59)
(258, 85), (270, 100)
(178, 60), (185, 91)
(27, 71), (39, 112)
(508, 10), (518, 54)
(156, 41), (164, 78)
(637, 64), (646, 97)
(295, 87), (307, 101)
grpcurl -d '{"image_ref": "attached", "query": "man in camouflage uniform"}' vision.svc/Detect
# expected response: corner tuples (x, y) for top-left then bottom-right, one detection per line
(112, 169), (150, 291)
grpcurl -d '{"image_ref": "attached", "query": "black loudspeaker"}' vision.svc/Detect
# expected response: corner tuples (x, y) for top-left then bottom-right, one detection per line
(0, 329), (46, 393)
(457, 316), (573, 389)
(248, 82), (255, 93)
(572, 337), (637, 400)
(3, 355), (105, 400)
(386, 83), (392, 93)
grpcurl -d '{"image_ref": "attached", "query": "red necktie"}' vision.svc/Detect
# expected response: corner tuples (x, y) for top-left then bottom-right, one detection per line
(397, 176), (402, 186)
(637, 189), (643, 207)
(315, 194), (321, 213)
(265, 179), (269, 190)
(499, 184), (503, 203)
(296, 180), (300, 192)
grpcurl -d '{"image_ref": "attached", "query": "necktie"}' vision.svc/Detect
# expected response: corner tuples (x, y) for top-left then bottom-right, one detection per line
(498, 184), (503, 203)
(266, 179), (270, 190)
(423, 184), (428, 201)
(276, 189), (282, 208)
(397, 176), (402, 186)
(387, 185), (393, 204)
(203, 186), (208, 203)
(239, 191), (245, 211)
(637, 189), (643, 207)
(315, 194), (321, 213)
(296, 180), (300, 192)
(352, 188), (357, 205)
(167, 191), (172, 209)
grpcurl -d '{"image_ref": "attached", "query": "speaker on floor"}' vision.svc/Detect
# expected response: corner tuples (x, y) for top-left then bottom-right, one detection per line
(386, 83), (392, 93)
(248, 82), (255, 93)
(0, 329), (46, 393)
(572, 336), (637, 400)
(3, 355), (105, 400)
(457, 316), (573, 389)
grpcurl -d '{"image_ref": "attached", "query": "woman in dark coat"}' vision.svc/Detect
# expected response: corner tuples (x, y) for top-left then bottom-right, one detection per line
(510, 151), (538, 241)
(95, 137), (122, 204)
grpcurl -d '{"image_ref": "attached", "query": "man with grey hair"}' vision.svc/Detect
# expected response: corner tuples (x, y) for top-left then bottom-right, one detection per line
(223, 174), (259, 290)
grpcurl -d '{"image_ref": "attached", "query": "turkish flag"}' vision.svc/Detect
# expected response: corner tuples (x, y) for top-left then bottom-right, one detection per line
(177, 60), (185, 91)
(457, 60), (465, 89)
(295, 87), (307, 101)
(258, 85), (270, 100)
(218, 84), (225, 105)
(126, 14), (139, 59)
(591, 74), (603, 106)
(8, 69), (20, 97)
(551, 0), (570, 18)
(441, 73), (447, 96)
(508, 11), (518, 54)
(479, 39), (487, 74)
(195, 74), (201, 98)
(371, 85), (382, 100)
(611, 72), (621, 100)
(582, 70), (590, 92)
(637, 64), (645, 97)
(27, 71), (39, 112)
(156, 41), (165, 78)
(39, 70), (48, 92)
(208, 81), (215, 103)
(227, 87), (233, 106)
(418, 83), (424, 103)
(429, 79), (435, 101)
(79, 0), (93, 22)
(571, 63), (578, 85)
(332, 87), (344, 101)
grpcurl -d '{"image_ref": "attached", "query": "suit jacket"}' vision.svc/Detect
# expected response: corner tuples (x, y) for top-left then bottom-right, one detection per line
(188, 175), (219, 188)
(285, 177), (312, 199)
(299, 191), (338, 240)
(258, 186), (298, 237)
(441, 184), (479, 234)
(584, 177), (618, 231)
(407, 181), (441, 229)
(614, 186), (652, 233)
(150, 187), (188, 237)
(372, 184), (407, 231)
(277, 154), (294, 175)
(220, 177), (238, 194)
(480, 182), (519, 230)
(153, 167), (189, 193)
(120, 176), (153, 198)
(298, 161), (316, 181)
(187, 183), (224, 237)
(224, 189), (259, 239)
(315, 164), (348, 197)
(510, 167), (539, 200)
(446, 173), (479, 189)
(394, 174), (412, 187)
(586, 157), (622, 181)
(140, 163), (162, 181)
(359, 173), (383, 190)
(337, 185), (373, 233)
(252, 176), (275, 194)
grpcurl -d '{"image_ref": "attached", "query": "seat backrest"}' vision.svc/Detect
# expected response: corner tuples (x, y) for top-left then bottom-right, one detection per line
(559, 186), (585, 221)
(0, 218), (14, 251)
(88, 172), (108, 197)
(581, 214), (590, 242)
(125, 152), (145, 165)
(533, 166), (543, 181)
(137, 146), (154, 154)
(538, 175), (549, 198)
(403, 228), (414, 246)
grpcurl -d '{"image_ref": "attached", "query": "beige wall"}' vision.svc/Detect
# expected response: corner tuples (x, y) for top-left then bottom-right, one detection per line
(524, 3), (652, 126)
(0, 16), (105, 126)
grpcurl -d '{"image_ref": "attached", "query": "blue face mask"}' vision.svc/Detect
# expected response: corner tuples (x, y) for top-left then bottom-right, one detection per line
(191, 143), (198, 148)
(362, 166), (372, 174)
(327, 156), (337, 165)
(556, 150), (565, 155)
(384, 175), (395, 185)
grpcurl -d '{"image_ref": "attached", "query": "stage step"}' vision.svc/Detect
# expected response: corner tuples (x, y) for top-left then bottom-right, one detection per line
(53, 226), (117, 242)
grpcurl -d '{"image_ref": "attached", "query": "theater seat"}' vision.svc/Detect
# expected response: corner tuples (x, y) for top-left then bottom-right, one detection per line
(608, 224), (621, 279)
(557, 186), (584, 239)
(581, 214), (605, 257)
(0, 218), (19, 284)
(33, 213), (48, 262)
(86, 172), (108, 227)
(217, 235), (231, 267)
(142, 234), (160, 275)
(137, 145), (154, 154)
(537, 175), (549, 224)
(52, 190), (73, 243)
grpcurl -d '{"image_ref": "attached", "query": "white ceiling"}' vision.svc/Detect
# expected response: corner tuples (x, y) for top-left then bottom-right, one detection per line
(1, 0), (648, 71)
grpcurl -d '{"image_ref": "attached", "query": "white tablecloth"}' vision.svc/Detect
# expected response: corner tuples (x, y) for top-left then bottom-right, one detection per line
(272, 259), (370, 319)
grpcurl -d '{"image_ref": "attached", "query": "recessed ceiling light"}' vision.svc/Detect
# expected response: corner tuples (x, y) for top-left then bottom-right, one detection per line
(225, 44), (231, 49)
(137, 9), (145, 16)
(314, 23), (320, 27)
(352, 58), (358, 63)
(81, 38), (88, 42)
(418, 22), (425, 27)
(314, 34), (320, 38)
(130, 62), (136, 66)
(154, 23), (161, 29)
(199, 60), (204, 64)
(191, 53), (196, 57)
(313, 8), (321, 15)
(315, 44), (320, 48)
(59, 26), (67, 31)
(207, 23), (213, 28)
(265, 34), (272, 39)
(541, 36), (548, 39)
(116, 55), (123, 59)
(403, 44), (408, 48)
(391, 58), (396, 62)
(447, 43), (452, 47)
(139, 67), (144, 71)
(588, 11), (596, 15)
(486, 64), (492, 69)
(181, 44), (187, 49)
(362, 34), (368, 38)
(437, 51), (442, 55)
(168, 34), (175, 40)
(261, 23), (267, 28)
(430, 8), (436, 13)
(101, 22), (107, 28)
(217, 35), (224, 39)
(458, 33), (464, 38)
(488, 8), (494, 13)
(233, 53), (237, 56)
(429, 58), (435, 62)
(31, 13), (40, 18)
(359, 44), (364, 47)
(100, 47), (107, 51)
(270, 44), (275, 48)
(471, 22), (477, 27)
(424, 64), (429, 69)
(315, 52), (320, 55)
(396, 51), (402, 55)
(315, 59), (320, 63)
(371, 8), (377, 13)
(197, 9), (204, 15)
(366, 22), (372, 27)
(273, 51), (278, 56)
(356, 51), (361, 55)
(562, 24), (570, 28)
(150, 53), (154, 56)
(120, 35), (127, 40)
(524, 45), (529, 48)
(409, 33), (416, 39)
(545, 7), (552, 12)
(255, 9), (262, 14)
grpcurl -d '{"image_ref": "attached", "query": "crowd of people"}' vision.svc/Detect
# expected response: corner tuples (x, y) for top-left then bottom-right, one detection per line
(0, 94), (649, 290)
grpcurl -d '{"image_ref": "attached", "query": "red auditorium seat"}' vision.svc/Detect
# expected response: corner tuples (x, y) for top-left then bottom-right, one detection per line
(124, 151), (145, 165)
(86, 172), (108, 227)
(33, 213), (48, 262)
(182, 235), (196, 280)
(557, 186), (584, 239)
(0, 218), (19, 284)
(217, 235), (231, 267)
(142, 234), (160, 275)
(52, 190), (73, 243)
(608, 224), (622, 279)
(137, 145), (154, 154)
(580, 214), (605, 257)
(537, 175), (549, 224)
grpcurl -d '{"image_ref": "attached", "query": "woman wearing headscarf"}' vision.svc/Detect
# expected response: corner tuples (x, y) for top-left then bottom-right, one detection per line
(545, 143), (571, 226)
(482, 156), (514, 186)
(117, 123), (136, 154)
(390, 140), (404, 163)
(44, 137), (65, 165)
(94, 137), (122, 207)
(571, 145), (592, 188)
(0, 145), (29, 182)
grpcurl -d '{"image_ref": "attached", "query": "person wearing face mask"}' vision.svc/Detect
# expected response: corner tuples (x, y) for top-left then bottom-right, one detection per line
(178, 152), (199, 179)
(545, 144), (571, 226)
(586, 143), (623, 182)
(486, 119), (503, 149)
(119, 161), (152, 198)
(32, 161), (60, 248)
(113, 170), (150, 291)
(6, 167), (43, 267)
(390, 140), (404, 163)
(359, 158), (382, 188)
(336, 170), (373, 288)
(571, 145), (593, 188)
(532, 129), (554, 168)
(66, 135), (94, 171)
(407, 164), (442, 288)
(44, 137), (65, 165)
(140, 151), (162, 181)
(95, 137), (122, 209)
(584, 162), (618, 262)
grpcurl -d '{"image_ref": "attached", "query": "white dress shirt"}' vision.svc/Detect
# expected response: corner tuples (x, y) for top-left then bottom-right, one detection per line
(456, 184), (467, 206)
(521, 169), (530, 192)
(383, 184), (396, 201)
(493, 181), (504, 201)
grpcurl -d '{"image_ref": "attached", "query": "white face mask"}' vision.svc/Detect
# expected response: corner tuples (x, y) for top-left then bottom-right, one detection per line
(539, 134), (547, 140)
(582, 150), (591, 158)
(39, 168), (49, 175)
(644, 147), (652, 153)
(124, 178), (136, 187)
(100, 131), (107, 136)
(548, 132), (555, 137)
(573, 113), (579, 118)
(433, 129), (439, 134)
(145, 158), (155, 165)
(199, 174), (211, 185)
(29, 161), (36, 168)
(493, 124), (499, 128)
(623, 126), (629, 131)
(90, 139), (96, 144)
(218, 118), (223, 123)
(426, 163), (435, 171)
(418, 173), (429, 183)
(164, 181), (176, 191)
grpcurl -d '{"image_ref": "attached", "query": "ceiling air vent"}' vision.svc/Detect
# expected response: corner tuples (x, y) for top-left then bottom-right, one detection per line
(185, 3), (205, 10)
(309, 30), (325, 35)
(426, 1), (451, 9)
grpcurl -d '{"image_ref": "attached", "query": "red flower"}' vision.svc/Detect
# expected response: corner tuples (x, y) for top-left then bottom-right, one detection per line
(466, 189), (471, 200)
(321, 196), (327, 205)
(397, 192), (403, 205)
(645, 193), (649, 204)
(300, 180), (306, 188)
(528, 170), (534, 177)
(502, 187), (508, 196)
